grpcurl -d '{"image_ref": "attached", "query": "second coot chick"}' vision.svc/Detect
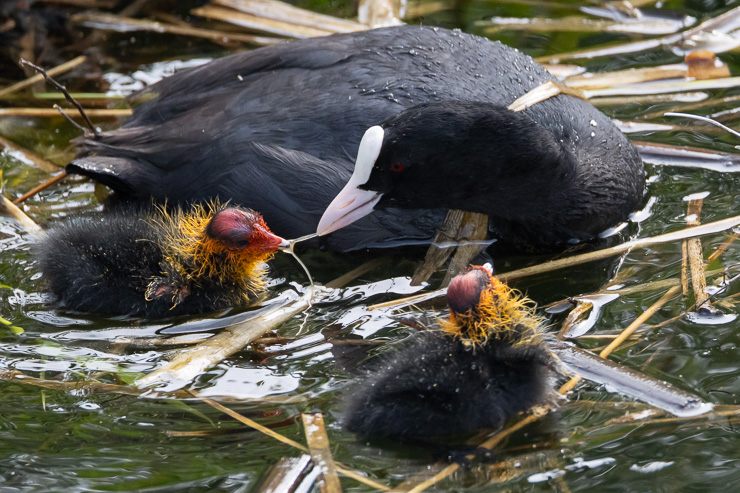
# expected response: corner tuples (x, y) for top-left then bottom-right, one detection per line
(343, 265), (554, 441)
(37, 203), (287, 318)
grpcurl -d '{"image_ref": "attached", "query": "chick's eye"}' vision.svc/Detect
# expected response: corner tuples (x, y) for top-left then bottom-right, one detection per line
(389, 162), (405, 173)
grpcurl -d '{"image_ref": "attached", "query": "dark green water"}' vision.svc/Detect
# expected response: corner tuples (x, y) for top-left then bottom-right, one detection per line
(1, 0), (740, 491)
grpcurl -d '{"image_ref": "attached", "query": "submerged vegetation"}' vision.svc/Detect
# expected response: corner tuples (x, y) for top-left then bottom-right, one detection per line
(1, 0), (740, 491)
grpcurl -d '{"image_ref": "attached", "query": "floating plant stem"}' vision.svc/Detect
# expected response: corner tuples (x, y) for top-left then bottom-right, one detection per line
(0, 195), (42, 234)
(12, 171), (68, 205)
(665, 112), (740, 141)
(370, 213), (740, 312)
(558, 285), (682, 394)
(0, 135), (61, 173)
(301, 413), (342, 493)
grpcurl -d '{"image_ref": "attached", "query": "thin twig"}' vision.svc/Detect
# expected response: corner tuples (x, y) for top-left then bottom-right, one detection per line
(0, 56), (86, 99)
(54, 104), (89, 134)
(13, 171), (68, 205)
(19, 58), (99, 137)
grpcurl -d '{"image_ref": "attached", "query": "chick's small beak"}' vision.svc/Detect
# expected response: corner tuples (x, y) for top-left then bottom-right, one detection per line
(317, 125), (385, 236)
(255, 225), (290, 251)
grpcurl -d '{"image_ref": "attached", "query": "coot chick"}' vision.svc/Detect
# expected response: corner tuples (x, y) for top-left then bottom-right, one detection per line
(68, 25), (643, 252)
(318, 100), (644, 247)
(342, 265), (554, 441)
(37, 203), (288, 317)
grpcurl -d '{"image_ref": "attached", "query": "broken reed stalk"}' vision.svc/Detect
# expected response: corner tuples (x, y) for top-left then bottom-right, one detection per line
(0, 195), (42, 234)
(370, 213), (740, 312)
(411, 210), (488, 286)
(13, 171), (68, 205)
(194, 392), (308, 451)
(558, 285), (682, 394)
(255, 455), (313, 492)
(557, 299), (593, 339)
(135, 290), (314, 388)
(681, 199), (702, 297)
(412, 80), (587, 286)
(0, 56), (86, 99)
(684, 198), (718, 313)
(136, 257), (383, 388)
(0, 135), (61, 173)
(301, 413), (342, 493)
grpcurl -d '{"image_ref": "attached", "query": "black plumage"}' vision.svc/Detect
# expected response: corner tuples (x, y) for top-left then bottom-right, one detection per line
(326, 101), (643, 247)
(36, 205), (285, 318)
(67, 25), (643, 252)
(342, 265), (554, 441)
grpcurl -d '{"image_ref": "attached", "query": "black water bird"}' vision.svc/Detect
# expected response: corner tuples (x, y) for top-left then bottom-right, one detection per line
(318, 100), (644, 247)
(36, 203), (287, 317)
(68, 25), (643, 251)
(342, 265), (554, 441)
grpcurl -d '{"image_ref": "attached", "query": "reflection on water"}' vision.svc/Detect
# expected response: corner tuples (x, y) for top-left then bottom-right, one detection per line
(1, 0), (739, 491)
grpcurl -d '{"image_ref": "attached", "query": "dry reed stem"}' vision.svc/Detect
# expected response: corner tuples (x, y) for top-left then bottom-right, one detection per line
(193, 4), (334, 38)
(0, 369), (190, 398)
(215, 0), (363, 32)
(411, 209), (488, 286)
(0, 56), (86, 99)
(558, 285), (682, 394)
(0, 135), (61, 172)
(301, 413), (342, 493)
(196, 394), (389, 490)
(681, 240), (690, 297)
(0, 195), (42, 234)
(0, 108), (132, 118)
(534, 6), (740, 63)
(71, 12), (284, 45)
(557, 300), (593, 339)
(370, 214), (740, 312)
(684, 198), (716, 312)
(707, 233), (738, 263)
(255, 455), (313, 492)
(194, 392), (309, 451)
(565, 65), (687, 89)
(136, 290), (313, 388)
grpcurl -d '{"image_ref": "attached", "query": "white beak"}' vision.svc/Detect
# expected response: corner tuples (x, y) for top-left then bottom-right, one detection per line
(317, 126), (385, 236)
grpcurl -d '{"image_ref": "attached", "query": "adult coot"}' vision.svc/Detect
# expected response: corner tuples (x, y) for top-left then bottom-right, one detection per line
(318, 99), (644, 247)
(68, 26), (643, 251)
(342, 264), (554, 440)
(37, 203), (287, 317)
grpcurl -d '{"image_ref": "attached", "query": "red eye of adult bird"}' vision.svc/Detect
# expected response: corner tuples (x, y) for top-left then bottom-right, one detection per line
(390, 163), (404, 173)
